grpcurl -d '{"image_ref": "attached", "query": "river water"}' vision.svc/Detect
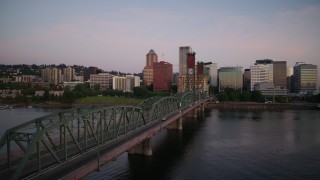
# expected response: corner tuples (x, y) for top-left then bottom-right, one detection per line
(1, 107), (320, 179)
(0, 106), (70, 138)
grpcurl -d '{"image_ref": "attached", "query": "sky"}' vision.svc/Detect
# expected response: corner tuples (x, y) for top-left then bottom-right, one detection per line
(1, 0), (320, 73)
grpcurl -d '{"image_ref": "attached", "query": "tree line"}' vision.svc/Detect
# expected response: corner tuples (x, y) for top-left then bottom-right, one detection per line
(1, 82), (319, 104)
(0, 82), (175, 104)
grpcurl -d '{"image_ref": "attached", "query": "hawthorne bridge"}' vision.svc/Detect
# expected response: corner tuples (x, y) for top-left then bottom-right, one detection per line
(0, 91), (210, 180)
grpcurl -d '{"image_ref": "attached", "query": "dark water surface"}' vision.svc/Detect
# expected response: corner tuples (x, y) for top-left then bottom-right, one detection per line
(86, 109), (320, 180)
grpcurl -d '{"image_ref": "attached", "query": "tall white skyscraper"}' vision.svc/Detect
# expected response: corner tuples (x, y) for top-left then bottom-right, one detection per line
(206, 63), (218, 86)
(179, 46), (191, 75)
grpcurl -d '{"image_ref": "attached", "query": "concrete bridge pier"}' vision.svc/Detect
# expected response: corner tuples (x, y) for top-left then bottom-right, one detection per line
(166, 117), (183, 130)
(192, 108), (199, 118)
(200, 104), (205, 117)
(185, 106), (198, 118)
(193, 108), (198, 118)
(128, 137), (152, 156)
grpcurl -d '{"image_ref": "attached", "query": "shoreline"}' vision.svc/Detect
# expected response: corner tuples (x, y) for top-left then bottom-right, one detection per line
(206, 102), (318, 110)
(6, 101), (319, 110)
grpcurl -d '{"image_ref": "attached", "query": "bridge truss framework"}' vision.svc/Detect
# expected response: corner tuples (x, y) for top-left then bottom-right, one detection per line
(0, 91), (208, 179)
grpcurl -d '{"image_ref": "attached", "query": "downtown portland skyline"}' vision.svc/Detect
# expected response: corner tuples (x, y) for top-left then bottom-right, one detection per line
(1, 0), (320, 73)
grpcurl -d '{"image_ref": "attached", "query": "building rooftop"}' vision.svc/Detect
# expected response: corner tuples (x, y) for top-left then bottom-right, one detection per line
(148, 49), (156, 54)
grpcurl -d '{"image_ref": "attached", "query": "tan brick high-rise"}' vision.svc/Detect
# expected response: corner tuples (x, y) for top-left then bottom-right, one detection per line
(143, 49), (158, 86)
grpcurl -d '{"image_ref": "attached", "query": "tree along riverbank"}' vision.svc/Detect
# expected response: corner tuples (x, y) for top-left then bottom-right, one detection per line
(206, 102), (318, 110)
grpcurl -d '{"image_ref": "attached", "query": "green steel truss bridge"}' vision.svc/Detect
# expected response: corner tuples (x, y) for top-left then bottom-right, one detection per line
(0, 91), (209, 179)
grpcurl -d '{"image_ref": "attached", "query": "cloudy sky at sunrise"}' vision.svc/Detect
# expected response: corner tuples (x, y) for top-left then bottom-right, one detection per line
(1, 0), (320, 73)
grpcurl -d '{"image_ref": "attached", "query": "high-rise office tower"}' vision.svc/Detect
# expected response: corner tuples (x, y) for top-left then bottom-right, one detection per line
(153, 61), (173, 91)
(250, 59), (273, 91)
(143, 49), (158, 86)
(287, 67), (293, 77)
(177, 52), (209, 93)
(179, 46), (191, 75)
(206, 63), (218, 86)
(255, 59), (274, 82)
(146, 49), (158, 66)
(243, 69), (251, 91)
(218, 66), (243, 90)
(293, 62), (318, 93)
(287, 67), (294, 93)
(273, 61), (287, 89)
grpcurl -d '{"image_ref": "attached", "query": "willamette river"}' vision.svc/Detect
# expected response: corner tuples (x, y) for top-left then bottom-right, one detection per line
(1, 107), (320, 179)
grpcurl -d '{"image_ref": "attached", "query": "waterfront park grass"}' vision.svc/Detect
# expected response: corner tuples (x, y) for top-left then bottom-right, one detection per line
(75, 96), (143, 105)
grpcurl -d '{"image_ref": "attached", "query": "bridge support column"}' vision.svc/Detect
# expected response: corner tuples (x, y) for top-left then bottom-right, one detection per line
(193, 108), (198, 118)
(166, 117), (183, 130)
(186, 107), (198, 118)
(201, 104), (205, 117)
(128, 137), (152, 156)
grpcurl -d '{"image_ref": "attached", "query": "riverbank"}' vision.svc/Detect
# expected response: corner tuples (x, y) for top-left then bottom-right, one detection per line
(6, 99), (319, 110)
(206, 102), (318, 110)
